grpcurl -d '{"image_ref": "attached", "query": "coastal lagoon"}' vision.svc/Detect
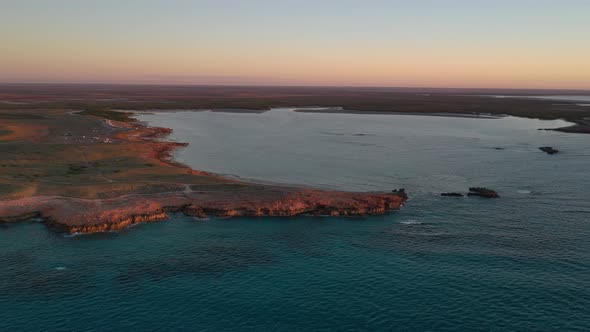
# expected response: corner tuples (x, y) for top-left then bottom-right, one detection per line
(138, 108), (585, 195)
(2, 109), (590, 330)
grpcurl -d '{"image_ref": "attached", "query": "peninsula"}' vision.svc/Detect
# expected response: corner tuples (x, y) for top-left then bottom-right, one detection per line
(0, 95), (408, 233)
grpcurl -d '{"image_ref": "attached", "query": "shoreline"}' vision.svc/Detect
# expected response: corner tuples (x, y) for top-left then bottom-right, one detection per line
(2, 85), (589, 134)
(289, 107), (587, 134)
(293, 108), (506, 119)
(145, 106), (587, 134)
(0, 110), (408, 234)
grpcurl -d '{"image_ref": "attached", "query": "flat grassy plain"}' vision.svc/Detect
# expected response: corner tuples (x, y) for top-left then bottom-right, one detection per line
(0, 107), (242, 201)
(2, 84), (589, 121)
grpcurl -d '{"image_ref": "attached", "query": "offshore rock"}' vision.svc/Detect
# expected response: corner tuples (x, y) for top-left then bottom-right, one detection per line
(441, 192), (464, 197)
(391, 188), (408, 199)
(539, 146), (559, 155)
(467, 187), (500, 198)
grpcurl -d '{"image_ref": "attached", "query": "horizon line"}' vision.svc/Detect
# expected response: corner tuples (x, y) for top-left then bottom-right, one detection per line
(1, 81), (589, 93)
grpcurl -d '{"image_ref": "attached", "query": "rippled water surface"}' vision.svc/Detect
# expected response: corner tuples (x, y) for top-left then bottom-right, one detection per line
(2, 109), (590, 330)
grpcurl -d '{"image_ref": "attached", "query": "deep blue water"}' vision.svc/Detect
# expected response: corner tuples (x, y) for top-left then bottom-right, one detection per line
(2, 108), (590, 330)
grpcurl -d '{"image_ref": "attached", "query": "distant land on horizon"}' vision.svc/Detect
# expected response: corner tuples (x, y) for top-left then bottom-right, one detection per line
(2, 83), (589, 135)
(1, 82), (589, 96)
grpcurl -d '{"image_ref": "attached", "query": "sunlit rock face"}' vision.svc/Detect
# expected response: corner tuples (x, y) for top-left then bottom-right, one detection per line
(0, 189), (407, 234)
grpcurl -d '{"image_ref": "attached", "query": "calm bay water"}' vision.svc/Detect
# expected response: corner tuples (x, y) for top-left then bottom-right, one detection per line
(2, 108), (590, 330)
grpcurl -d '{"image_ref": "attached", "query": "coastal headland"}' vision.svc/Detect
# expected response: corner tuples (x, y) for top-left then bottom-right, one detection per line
(0, 100), (407, 233)
(1, 84), (589, 233)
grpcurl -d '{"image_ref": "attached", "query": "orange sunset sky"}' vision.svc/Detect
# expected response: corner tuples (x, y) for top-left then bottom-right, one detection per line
(2, 0), (589, 90)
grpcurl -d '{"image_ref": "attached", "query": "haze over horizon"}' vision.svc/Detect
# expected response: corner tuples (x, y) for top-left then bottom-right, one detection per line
(2, 0), (589, 90)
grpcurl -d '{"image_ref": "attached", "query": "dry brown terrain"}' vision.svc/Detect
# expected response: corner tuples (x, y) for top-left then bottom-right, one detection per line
(2, 84), (588, 130)
(0, 103), (407, 233)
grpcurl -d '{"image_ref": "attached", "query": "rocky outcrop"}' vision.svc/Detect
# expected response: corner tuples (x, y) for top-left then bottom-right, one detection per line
(391, 188), (408, 198)
(539, 146), (559, 155)
(441, 192), (464, 197)
(0, 188), (407, 234)
(467, 187), (500, 198)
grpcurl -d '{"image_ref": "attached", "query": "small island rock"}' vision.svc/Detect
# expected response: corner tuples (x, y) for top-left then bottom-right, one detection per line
(467, 187), (500, 198)
(441, 192), (464, 197)
(539, 146), (559, 154)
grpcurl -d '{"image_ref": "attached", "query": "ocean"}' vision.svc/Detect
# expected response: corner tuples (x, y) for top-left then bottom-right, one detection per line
(1, 106), (589, 330)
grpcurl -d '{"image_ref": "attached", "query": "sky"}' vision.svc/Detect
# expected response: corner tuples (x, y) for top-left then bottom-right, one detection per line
(1, 0), (589, 89)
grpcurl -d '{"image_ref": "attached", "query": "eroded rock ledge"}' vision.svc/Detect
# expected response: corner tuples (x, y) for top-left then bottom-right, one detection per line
(0, 189), (407, 234)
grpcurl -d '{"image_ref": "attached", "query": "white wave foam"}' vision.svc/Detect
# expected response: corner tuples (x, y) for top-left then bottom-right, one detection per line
(63, 232), (83, 238)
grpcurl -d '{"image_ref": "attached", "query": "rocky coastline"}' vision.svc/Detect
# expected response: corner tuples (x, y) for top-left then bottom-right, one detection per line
(0, 189), (408, 234)
(0, 111), (407, 234)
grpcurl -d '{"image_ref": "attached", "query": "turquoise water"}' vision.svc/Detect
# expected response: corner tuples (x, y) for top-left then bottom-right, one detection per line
(2, 109), (590, 330)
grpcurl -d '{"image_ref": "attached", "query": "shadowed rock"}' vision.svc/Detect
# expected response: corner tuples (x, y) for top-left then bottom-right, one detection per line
(391, 188), (408, 199)
(467, 187), (500, 198)
(441, 192), (464, 197)
(539, 146), (559, 155)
